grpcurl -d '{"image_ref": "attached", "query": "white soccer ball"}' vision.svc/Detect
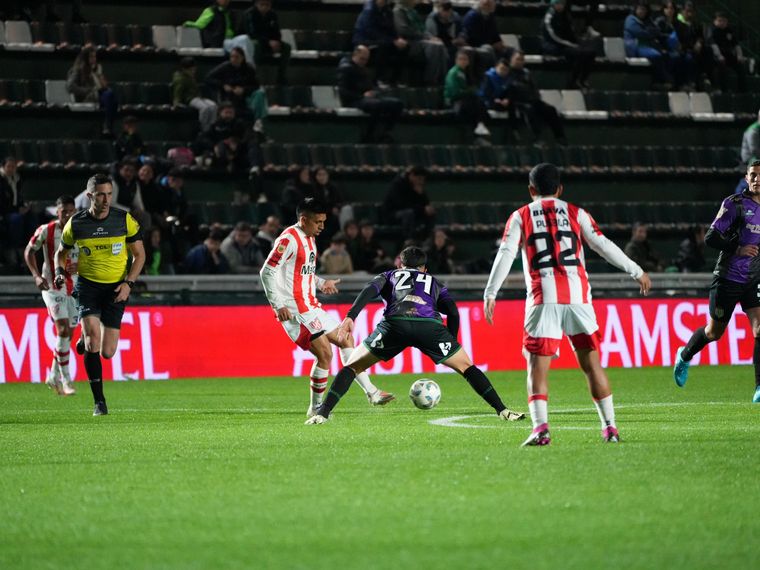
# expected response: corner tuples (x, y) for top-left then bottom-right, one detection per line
(409, 379), (442, 410)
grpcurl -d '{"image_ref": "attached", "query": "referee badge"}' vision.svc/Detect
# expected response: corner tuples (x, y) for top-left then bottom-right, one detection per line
(112, 242), (123, 255)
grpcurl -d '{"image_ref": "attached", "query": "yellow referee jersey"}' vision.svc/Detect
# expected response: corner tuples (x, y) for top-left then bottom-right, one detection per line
(61, 207), (141, 283)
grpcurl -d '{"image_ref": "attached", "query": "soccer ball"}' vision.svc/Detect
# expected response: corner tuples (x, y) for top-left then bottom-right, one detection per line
(409, 379), (442, 410)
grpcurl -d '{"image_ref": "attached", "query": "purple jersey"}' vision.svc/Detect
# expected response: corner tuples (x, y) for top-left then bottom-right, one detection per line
(370, 268), (452, 320)
(710, 193), (760, 283)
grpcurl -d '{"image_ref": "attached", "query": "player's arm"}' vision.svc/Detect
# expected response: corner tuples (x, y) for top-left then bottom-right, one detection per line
(337, 275), (387, 342)
(54, 219), (75, 289)
(483, 211), (522, 324)
(704, 199), (754, 256)
(436, 290), (460, 339)
(259, 236), (296, 321)
(24, 227), (49, 291)
(316, 275), (341, 295)
(115, 214), (145, 302)
(578, 209), (650, 295)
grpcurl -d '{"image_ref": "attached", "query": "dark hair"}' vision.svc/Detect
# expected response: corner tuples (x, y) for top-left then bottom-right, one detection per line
(234, 221), (253, 233)
(297, 197), (327, 217)
(406, 165), (428, 178)
(122, 115), (138, 125)
(455, 48), (471, 61)
(180, 56), (196, 69)
(358, 219), (373, 228)
(330, 232), (347, 245)
(714, 11), (727, 19)
(3, 155), (17, 165)
(230, 46), (246, 60)
(399, 246), (427, 269)
(208, 229), (226, 242)
(528, 163), (561, 196)
(56, 195), (75, 207)
(496, 57), (510, 66)
(86, 173), (113, 194)
(167, 167), (184, 178)
(218, 101), (235, 112)
(748, 159), (760, 170)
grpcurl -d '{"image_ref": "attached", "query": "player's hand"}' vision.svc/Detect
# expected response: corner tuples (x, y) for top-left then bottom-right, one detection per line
(320, 279), (340, 295)
(276, 307), (292, 322)
(337, 317), (354, 343)
(53, 274), (66, 290)
(35, 276), (50, 291)
(737, 245), (759, 257)
(637, 273), (651, 296)
(114, 282), (131, 303)
(484, 298), (496, 325)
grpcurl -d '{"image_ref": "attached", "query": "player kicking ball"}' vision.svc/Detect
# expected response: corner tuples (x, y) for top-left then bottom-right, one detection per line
(674, 159), (760, 403)
(305, 246), (526, 425)
(24, 195), (80, 396)
(260, 198), (394, 417)
(484, 163), (651, 447)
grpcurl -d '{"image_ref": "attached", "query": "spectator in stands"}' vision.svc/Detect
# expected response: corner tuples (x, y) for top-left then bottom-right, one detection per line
(506, 50), (567, 145)
(173, 57), (218, 133)
(160, 168), (189, 223)
(343, 219), (362, 266)
(383, 165), (435, 238)
(708, 12), (747, 93)
(462, 0), (508, 68)
(426, 1), (466, 63)
(393, 0), (449, 86)
(675, 1), (713, 91)
(424, 228), (455, 274)
(205, 47), (269, 134)
(673, 225), (706, 273)
(541, 0), (596, 89)
(184, 0), (254, 63)
(184, 228), (230, 274)
(444, 49), (491, 138)
(337, 45), (404, 143)
(624, 222), (664, 272)
(312, 166), (347, 248)
(353, 0), (408, 86)
(196, 103), (257, 172)
(110, 158), (145, 213)
(256, 215), (282, 252)
(244, 0), (291, 85)
(320, 233), (354, 275)
(0, 156), (35, 268)
(143, 227), (175, 275)
(221, 221), (264, 273)
(741, 109), (760, 167)
(65, 47), (118, 137)
(356, 220), (392, 272)
(480, 57), (511, 112)
(624, 1), (673, 88)
(654, 1), (697, 90)
(138, 163), (164, 223)
(280, 167), (314, 225)
(114, 116), (145, 160)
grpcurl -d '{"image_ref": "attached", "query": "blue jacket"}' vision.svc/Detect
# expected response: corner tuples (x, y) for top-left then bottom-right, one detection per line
(479, 67), (511, 108)
(462, 9), (500, 48)
(353, 0), (396, 47)
(624, 14), (662, 54)
(184, 244), (230, 274)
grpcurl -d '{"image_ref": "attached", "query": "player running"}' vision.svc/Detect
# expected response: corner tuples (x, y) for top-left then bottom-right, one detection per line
(259, 198), (394, 417)
(484, 163), (651, 447)
(24, 195), (80, 396)
(305, 246), (526, 425)
(674, 159), (760, 403)
(54, 173), (145, 416)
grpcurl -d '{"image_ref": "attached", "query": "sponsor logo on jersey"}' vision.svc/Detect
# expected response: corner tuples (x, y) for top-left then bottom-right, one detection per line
(745, 223), (760, 234)
(536, 217), (570, 229)
(405, 295), (426, 305)
(300, 265), (316, 275)
(92, 226), (108, 236)
(81, 246), (91, 256)
(533, 206), (566, 216)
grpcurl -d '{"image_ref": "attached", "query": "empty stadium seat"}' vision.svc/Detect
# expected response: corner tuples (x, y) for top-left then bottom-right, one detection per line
(175, 26), (225, 57)
(668, 92), (690, 117)
(44, 80), (72, 106)
(603, 37), (626, 63)
(4, 20), (54, 51)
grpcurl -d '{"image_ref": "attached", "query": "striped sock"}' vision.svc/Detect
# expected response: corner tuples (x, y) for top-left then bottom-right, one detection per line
(56, 335), (71, 381)
(309, 365), (329, 408)
(528, 394), (548, 431)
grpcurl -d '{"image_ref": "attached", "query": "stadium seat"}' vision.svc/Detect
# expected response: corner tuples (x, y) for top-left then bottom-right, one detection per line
(13, 140), (41, 168)
(176, 26), (224, 57)
(500, 34), (520, 51)
(603, 37), (626, 63)
(281, 28), (318, 59)
(129, 24), (154, 52)
(4, 20), (53, 51)
(151, 25), (176, 51)
(80, 22), (109, 48)
(690, 92), (733, 122)
(39, 140), (65, 169)
(0, 21), (5, 44)
(668, 92), (690, 118)
(539, 90), (562, 111)
(44, 80), (72, 106)
(88, 141), (116, 166)
(560, 90), (608, 120)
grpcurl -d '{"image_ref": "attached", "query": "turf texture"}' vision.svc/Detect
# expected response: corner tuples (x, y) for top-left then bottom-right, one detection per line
(1, 366), (758, 569)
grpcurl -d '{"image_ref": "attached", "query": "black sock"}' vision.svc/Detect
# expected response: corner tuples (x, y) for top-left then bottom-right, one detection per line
(463, 365), (506, 413)
(682, 327), (711, 361)
(84, 351), (105, 403)
(319, 367), (356, 417)
(754, 337), (760, 389)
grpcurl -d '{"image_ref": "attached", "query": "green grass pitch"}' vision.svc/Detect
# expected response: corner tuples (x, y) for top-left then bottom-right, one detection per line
(1, 366), (758, 569)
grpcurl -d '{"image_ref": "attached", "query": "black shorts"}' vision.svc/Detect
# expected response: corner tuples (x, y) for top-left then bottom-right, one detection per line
(708, 276), (760, 322)
(363, 318), (462, 364)
(73, 276), (128, 329)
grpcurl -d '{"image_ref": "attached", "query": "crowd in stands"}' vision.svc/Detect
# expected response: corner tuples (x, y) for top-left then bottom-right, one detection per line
(0, 0), (755, 278)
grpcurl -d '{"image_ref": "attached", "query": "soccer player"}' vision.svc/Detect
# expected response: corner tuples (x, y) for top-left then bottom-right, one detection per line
(54, 174), (145, 416)
(305, 246), (526, 425)
(674, 159), (760, 403)
(24, 195), (80, 396)
(484, 163), (651, 447)
(259, 198), (394, 417)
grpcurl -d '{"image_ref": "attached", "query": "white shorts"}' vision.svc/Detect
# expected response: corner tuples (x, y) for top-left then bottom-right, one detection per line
(523, 303), (600, 358)
(281, 307), (340, 350)
(42, 290), (79, 326)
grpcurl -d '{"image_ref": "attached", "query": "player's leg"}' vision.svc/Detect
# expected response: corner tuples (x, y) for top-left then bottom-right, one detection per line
(306, 333), (333, 416)
(574, 346), (619, 443)
(41, 291), (64, 393)
(742, 303), (760, 403)
(87, 294), (127, 416)
(80, 315), (108, 414)
(522, 353), (552, 446)
(54, 317), (76, 395)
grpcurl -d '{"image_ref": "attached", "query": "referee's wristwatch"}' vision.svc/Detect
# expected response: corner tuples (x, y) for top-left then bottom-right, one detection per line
(125, 280), (135, 289)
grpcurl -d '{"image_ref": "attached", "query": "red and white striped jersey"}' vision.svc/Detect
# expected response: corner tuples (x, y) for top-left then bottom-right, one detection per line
(28, 221), (79, 295)
(484, 197), (643, 308)
(259, 224), (325, 313)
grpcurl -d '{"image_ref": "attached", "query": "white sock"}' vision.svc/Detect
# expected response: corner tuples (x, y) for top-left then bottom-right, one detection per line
(309, 364), (328, 408)
(593, 395), (616, 428)
(339, 347), (377, 395)
(50, 357), (60, 380)
(528, 394), (548, 430)
(56, 335), (71, 381)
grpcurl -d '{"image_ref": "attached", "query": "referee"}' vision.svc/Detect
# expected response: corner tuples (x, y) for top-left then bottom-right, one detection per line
(54, 173), (145, 416)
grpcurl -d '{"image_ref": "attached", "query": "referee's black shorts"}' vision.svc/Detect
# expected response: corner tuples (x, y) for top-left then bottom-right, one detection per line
(709, 276), (760, 322)
(73, 276), (127, 329)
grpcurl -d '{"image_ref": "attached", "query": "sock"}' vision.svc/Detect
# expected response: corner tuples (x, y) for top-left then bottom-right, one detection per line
(528, 394), (548, 430)
(309, 364), (328, 408)
(319, 367), (356, 417)
(462, 365), (506, 413)
(50, 355), (60, 380)
(56, 335), (71, 381)
(754, 338), (760, 389)
(681, 327), (710, 361)
(593, 394), (616, 429)
(340, 347), (377, 395)
(84, 351), (105, 404)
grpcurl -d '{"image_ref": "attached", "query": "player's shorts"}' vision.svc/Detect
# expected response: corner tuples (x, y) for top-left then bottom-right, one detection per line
(363, 317), (462, 364)
(73, 276), (127, 330)
(281, 307), (340, 351)
(41, 289), (79, 326)
(709, 276), (760, 323)
(523, 303), (600, 358)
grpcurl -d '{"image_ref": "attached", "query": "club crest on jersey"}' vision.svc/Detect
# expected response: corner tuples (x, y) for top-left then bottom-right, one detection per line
(276, 243), (286, 254)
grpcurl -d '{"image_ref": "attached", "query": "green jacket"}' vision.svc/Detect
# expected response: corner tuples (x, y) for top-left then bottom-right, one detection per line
(172, 70), (200, 105)
(444, 65), (470, 105)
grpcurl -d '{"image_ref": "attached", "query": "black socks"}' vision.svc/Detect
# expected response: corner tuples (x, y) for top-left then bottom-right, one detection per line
(84, 351), (105, 403)
(682, 327), (710, 361)
(463, 365), (506, 413)
(319, 367), (357, 417)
